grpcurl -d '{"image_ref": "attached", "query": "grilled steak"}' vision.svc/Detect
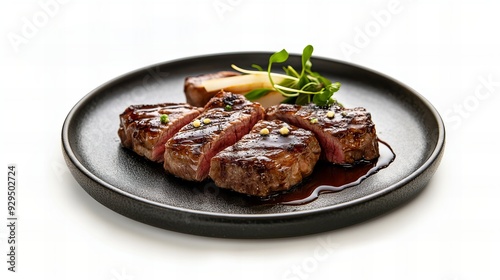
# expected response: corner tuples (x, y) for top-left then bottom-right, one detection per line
(184, 71), (240, 107)
(209, 119), (321, 197)
(164, 91), (265, 181)
(266, 103), (379, 164)
(118, 103), (203, 162)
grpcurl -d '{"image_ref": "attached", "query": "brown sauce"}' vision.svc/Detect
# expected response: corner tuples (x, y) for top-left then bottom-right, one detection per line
(251, 140), (395, 205)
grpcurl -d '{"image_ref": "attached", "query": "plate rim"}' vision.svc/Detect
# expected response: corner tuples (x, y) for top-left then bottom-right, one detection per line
(62, 52), (446, 220)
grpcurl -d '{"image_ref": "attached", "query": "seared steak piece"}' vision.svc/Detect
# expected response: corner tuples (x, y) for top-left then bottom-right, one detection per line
(118, 103), (203, 162)
(266, 103), (379, 164)
(164, 91), (265, 181)
(209, 120), (321, 197)
(184, 71), (240, 107)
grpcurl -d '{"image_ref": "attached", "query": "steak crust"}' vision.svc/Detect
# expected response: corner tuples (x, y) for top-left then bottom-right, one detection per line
(164, 91), (265, 181)
(118, 103), (203, 162)
(266, 103), (379, 164)
(209, 119), (321, 197)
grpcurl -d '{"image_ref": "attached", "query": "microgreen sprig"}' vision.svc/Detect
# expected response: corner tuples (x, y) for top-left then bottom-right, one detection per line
(232, 45), (341, 106)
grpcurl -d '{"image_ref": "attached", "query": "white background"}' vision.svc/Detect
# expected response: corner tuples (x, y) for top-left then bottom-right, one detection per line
(1, 0), (499, 279)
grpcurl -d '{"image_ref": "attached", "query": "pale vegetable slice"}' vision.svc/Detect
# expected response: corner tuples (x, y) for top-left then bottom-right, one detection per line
(252, 91), (286, 108)
(201, 73), (285, 94)
(200, 72), (288, 107)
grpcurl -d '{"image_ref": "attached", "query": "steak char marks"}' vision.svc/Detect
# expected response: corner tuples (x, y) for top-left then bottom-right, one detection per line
(209, 120), (321, 197)
(118, 103), (203, 162)
(164, 91), (265, 181)
(266, 103), (379, 165)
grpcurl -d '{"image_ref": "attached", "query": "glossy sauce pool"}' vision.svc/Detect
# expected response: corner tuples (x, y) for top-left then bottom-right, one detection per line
(251, 140), (395, 205)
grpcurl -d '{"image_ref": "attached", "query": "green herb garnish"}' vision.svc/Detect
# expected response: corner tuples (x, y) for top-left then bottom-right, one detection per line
(224, 104), (232, 111)
(160, 114), (169, 124)
(232, 45), (341, 106)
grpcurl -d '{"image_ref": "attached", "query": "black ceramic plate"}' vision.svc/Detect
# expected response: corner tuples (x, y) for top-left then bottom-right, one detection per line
(62, 53), (445, 238)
